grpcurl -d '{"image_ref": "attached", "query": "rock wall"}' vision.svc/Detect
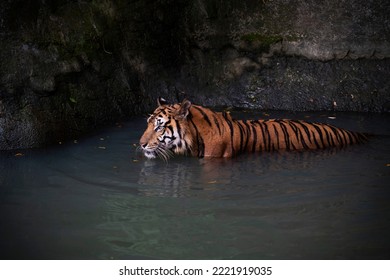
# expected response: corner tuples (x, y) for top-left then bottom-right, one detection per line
(1, 0), (390, 149)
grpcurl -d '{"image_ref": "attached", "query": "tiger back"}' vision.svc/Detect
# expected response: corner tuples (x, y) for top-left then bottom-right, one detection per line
(139, 98), (368, 159)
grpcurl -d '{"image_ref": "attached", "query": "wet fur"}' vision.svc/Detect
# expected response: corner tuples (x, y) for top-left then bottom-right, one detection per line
(139, 99), (368, 159)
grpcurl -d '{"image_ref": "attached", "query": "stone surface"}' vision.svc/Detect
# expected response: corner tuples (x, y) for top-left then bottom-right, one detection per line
(1, 0), (390, 149)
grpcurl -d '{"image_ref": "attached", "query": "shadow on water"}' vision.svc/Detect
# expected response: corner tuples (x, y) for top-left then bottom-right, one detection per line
(1, 112), (390, 259)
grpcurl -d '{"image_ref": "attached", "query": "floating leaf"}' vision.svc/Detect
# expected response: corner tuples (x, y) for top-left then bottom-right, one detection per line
(69, 97), (77, 103)
(14, 152), (24, 157)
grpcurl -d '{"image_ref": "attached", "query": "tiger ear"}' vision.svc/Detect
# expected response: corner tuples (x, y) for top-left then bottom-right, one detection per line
(157, 97), (168, 106)
(176, 99), (192, 120)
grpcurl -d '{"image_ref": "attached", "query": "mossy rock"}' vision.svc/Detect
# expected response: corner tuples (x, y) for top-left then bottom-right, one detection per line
(240, 33), (282, 53)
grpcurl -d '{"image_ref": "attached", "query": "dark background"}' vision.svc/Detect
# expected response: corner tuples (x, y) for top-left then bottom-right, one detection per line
(1, 0), (390, 149)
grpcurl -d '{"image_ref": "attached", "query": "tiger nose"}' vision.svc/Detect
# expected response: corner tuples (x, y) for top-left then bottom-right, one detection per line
(139, 134), (149, 148)
(140, 138), (149, 148)
(140, 141), (147, 148)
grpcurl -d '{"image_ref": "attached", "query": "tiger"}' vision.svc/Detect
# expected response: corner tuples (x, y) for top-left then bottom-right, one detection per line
(139, 98), (368, 159)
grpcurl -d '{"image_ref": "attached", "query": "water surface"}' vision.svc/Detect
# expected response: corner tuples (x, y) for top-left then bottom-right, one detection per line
(1, 111), (389, 259)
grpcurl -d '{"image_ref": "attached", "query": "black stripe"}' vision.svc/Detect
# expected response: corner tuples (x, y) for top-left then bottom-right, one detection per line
(344, 130), (355, 144)
(287, 121), (301, 143)
(272, 123), (280, 150)
(263, 121), (272, 151)
(338, 128), (349, 145)
(250, 122), (258, 152)
(166, 125), (175, 141)
(188, 113), (205, 158)
(355, 132), (367, 144)
(175, 119), (182, 137)
(213, 115), (222, 135)
(193, 106), (212, 126)
(351, 132), (360, 144)
(289, 121), (309, 149)
(296, 121), (313, 144)
(223, 112), (235, 155)
(322, 125), (334, 146)
(279, 121), (291, 150)
(294, 121), (311, 149)
(259, 121), (267, 151)
(295, 122), (310, 149)
(254, 120), (265, 152)
(311, 123), (326, 148)
(243, 121), (252, 152)
(310, 131), (321, 149)
(360, 132), (368, 143)
(236, 121), (245, 153)
(327, 125), (344, 146)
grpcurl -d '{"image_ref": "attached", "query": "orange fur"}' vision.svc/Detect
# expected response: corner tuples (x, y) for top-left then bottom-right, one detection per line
(139, 99), (367, 159)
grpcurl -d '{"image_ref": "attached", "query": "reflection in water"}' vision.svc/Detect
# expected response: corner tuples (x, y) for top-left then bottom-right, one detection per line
(0, 113), (390, 259)
(136, 149), (341, 198)
(98, 145), (390, 259)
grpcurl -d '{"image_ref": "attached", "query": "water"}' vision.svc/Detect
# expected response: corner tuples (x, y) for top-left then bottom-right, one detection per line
(1, 111), (389, 259)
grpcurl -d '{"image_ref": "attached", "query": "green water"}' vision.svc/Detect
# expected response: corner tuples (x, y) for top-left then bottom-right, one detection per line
(1, 111), (389, 259)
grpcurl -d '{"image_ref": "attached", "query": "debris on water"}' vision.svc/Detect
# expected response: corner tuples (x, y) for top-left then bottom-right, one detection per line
(98, 146), (106, 150)
(14, 152), (24, 157)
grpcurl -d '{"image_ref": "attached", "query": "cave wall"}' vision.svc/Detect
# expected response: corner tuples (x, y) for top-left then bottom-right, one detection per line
(1, 0), (390, 150)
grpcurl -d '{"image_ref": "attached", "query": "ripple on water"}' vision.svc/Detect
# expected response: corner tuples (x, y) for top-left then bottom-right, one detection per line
(1, 113), (390, 259)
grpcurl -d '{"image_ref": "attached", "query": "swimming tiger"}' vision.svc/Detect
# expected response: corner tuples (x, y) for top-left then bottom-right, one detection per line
(139, 98), (368, 159)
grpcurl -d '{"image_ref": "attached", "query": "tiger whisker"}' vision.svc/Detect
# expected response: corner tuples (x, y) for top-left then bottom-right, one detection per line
(156, 151), (168, 162)
(138, 99), (368, 159)
(158, 148), (170, 161)
(156, 146), (173, 162)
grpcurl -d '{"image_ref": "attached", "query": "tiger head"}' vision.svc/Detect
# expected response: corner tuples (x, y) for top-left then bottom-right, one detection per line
(139, 98), (193, 160)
